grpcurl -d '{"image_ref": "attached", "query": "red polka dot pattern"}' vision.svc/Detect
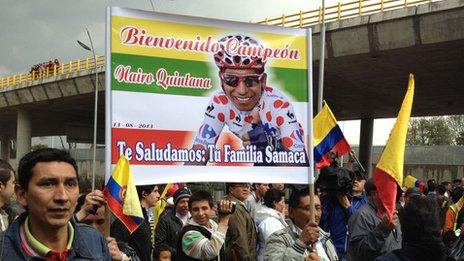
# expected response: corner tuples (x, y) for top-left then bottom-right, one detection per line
(282, 137), (294, 148)
(217, 113), (225, 122)
(266, 111), (272, 122)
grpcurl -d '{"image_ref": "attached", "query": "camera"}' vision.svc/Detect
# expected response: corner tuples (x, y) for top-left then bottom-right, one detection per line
(217, 201), (236, 215)
(316, 166), (355, 195)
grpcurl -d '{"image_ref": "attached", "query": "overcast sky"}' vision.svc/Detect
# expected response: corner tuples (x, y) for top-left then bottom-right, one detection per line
(0, 0), (394, 145)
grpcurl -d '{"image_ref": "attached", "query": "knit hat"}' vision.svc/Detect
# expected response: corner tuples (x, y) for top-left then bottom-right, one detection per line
(173, 187), (191, 206)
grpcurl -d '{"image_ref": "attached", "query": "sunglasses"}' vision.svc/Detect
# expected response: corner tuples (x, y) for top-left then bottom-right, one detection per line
(220, 73), (263, 88)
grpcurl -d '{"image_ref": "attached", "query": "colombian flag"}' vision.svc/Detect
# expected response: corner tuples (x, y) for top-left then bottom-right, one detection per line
(104, 156), (144, 233)
(313, 102), (351, 168)
(403, 175), (426, 192)
(374, 74), (415, 220)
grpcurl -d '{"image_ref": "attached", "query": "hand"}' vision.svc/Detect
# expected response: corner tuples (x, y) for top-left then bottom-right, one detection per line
(75, 189), (106, 222)
(337, 193), (351, 209)
(299, 222), (319, 245)
(306, 250), (320, 261)
(380, 211), (398, 231)
(217, 200), (233, 225)
(107, 237), (124, 261)
(241, 108), (262, 147)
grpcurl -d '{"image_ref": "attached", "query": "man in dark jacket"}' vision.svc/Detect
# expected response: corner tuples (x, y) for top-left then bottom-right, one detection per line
(347, 179), (402, 261)
(224, 183), (257, 260)
(374, 195), (451, 261)
(154, 187), (191, 259)
(0, 148), (110, 260)
(320, 169), (367, 259)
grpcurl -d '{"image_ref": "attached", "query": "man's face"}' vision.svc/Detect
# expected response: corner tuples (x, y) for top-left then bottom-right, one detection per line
(145, 186), (160, 208)
(0, 171), (15, 203)
(352, 178), (366, 193)
(158, 250), (172, 261)
(290, 195), (322, 230)
(446, 183), (452, 191)
(271, 183), (285, 191)
(229, 183), (250, 202)
(255, 183), (269, 198)
(17, 161), (79, 230)
(220, 68), (265, 111)
(175, 197), (190, 216)
(81, 206), (105, 233)
(190, 200), (212, 227)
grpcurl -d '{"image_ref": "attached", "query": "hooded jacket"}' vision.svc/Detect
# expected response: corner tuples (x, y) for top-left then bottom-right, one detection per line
(254, 205), (287, 261)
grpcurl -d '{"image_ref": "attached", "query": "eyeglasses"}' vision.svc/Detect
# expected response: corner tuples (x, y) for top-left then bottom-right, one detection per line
(231, 183), (251, 188)
(220, 72), (263, 88)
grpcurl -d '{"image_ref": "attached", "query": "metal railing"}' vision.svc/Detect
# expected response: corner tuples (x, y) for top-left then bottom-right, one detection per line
(257, 0), (438, 27)
(0, 55), (105, 89)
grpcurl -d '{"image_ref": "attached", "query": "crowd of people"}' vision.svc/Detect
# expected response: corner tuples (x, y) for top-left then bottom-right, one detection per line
(0, 148), (463, 260)
(29, 59), (60, 78)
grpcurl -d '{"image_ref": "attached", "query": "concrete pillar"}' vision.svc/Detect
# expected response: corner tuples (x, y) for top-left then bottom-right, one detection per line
(0, 135), (10, 161)
(359, 118), (374, 177)
(16, 109), (31, 164)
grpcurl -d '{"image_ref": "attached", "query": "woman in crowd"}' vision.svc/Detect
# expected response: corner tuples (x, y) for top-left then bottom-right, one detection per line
(255, 188), (288, 261)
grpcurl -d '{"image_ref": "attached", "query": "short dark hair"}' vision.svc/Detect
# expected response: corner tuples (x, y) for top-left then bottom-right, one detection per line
(437, 184), (447, 196)
(225, 183), (249, 194)
(136, 185), (156, 200)
(289, 187), (309, 209)
(0, 159), (14, 185)
(18, 148), (78, 190)
(153, 244), (171, 260)
(189, 190), (214, 210)
(263, 188), (285, 209)
(399, 196), (441, 242)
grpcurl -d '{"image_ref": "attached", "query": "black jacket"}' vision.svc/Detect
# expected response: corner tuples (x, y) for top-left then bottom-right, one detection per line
(111, 208), (152, 261)
(154, 208), (184, 258)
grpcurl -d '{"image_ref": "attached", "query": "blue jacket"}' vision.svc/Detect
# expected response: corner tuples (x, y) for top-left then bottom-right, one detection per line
(320, 194), (367, 255)
(0, 212), (110, 260)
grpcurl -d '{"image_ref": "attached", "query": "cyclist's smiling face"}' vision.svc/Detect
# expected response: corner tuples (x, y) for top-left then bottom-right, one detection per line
(220, 68), (265, 111)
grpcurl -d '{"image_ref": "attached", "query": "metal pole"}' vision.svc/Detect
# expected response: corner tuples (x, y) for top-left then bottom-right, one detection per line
(148, 0), (156, 12)
(86, 28), (98, 192)
(317, 0), (326, 113)
(306, 28), (316, 224)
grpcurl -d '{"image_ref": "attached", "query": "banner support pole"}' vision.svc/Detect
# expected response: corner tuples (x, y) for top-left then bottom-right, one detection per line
(306, 28), (316, 223)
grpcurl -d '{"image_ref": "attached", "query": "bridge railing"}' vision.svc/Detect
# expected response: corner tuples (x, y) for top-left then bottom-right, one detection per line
(0, 55), (105, 90)
(257, 0), (438, 27)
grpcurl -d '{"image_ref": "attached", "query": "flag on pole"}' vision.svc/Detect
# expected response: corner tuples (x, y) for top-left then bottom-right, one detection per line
(313, 102), (351, 168)
(374, 74), (415, 220)
(104, 155), (144, 233)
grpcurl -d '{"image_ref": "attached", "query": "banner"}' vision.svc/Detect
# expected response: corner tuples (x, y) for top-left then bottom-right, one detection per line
(106, 7), (313, 184)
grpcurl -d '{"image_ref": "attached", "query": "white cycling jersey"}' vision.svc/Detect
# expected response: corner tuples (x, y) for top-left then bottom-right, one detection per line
(193, 86), (305, 152)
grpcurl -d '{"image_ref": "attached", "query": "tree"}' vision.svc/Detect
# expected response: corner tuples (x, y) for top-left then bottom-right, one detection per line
(407, 117), (453, 145)
(448, 115), (464, 145)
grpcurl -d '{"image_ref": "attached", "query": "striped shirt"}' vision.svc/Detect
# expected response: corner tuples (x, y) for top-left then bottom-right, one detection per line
(19, 216), (74, 261)
(181, 219), (228, 260)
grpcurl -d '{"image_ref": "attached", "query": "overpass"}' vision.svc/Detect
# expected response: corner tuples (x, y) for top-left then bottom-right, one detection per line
(0, 0), (462, 174)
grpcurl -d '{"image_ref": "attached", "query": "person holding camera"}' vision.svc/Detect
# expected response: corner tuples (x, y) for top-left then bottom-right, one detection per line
(177, 190), (232, 260)
(319, 165), (367, 260)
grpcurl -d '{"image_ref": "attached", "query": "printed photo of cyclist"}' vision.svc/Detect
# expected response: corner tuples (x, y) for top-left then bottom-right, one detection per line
(191, 35), (307, 166)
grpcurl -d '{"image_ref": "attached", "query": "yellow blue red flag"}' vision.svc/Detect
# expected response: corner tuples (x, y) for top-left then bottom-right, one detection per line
(104, 155), (144, 233)
(313, 102), (351, 168)
(374, 74), (415, 220)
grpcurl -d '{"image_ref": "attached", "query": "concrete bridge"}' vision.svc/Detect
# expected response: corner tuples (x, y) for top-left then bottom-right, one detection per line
(0, 0), (462, 174)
